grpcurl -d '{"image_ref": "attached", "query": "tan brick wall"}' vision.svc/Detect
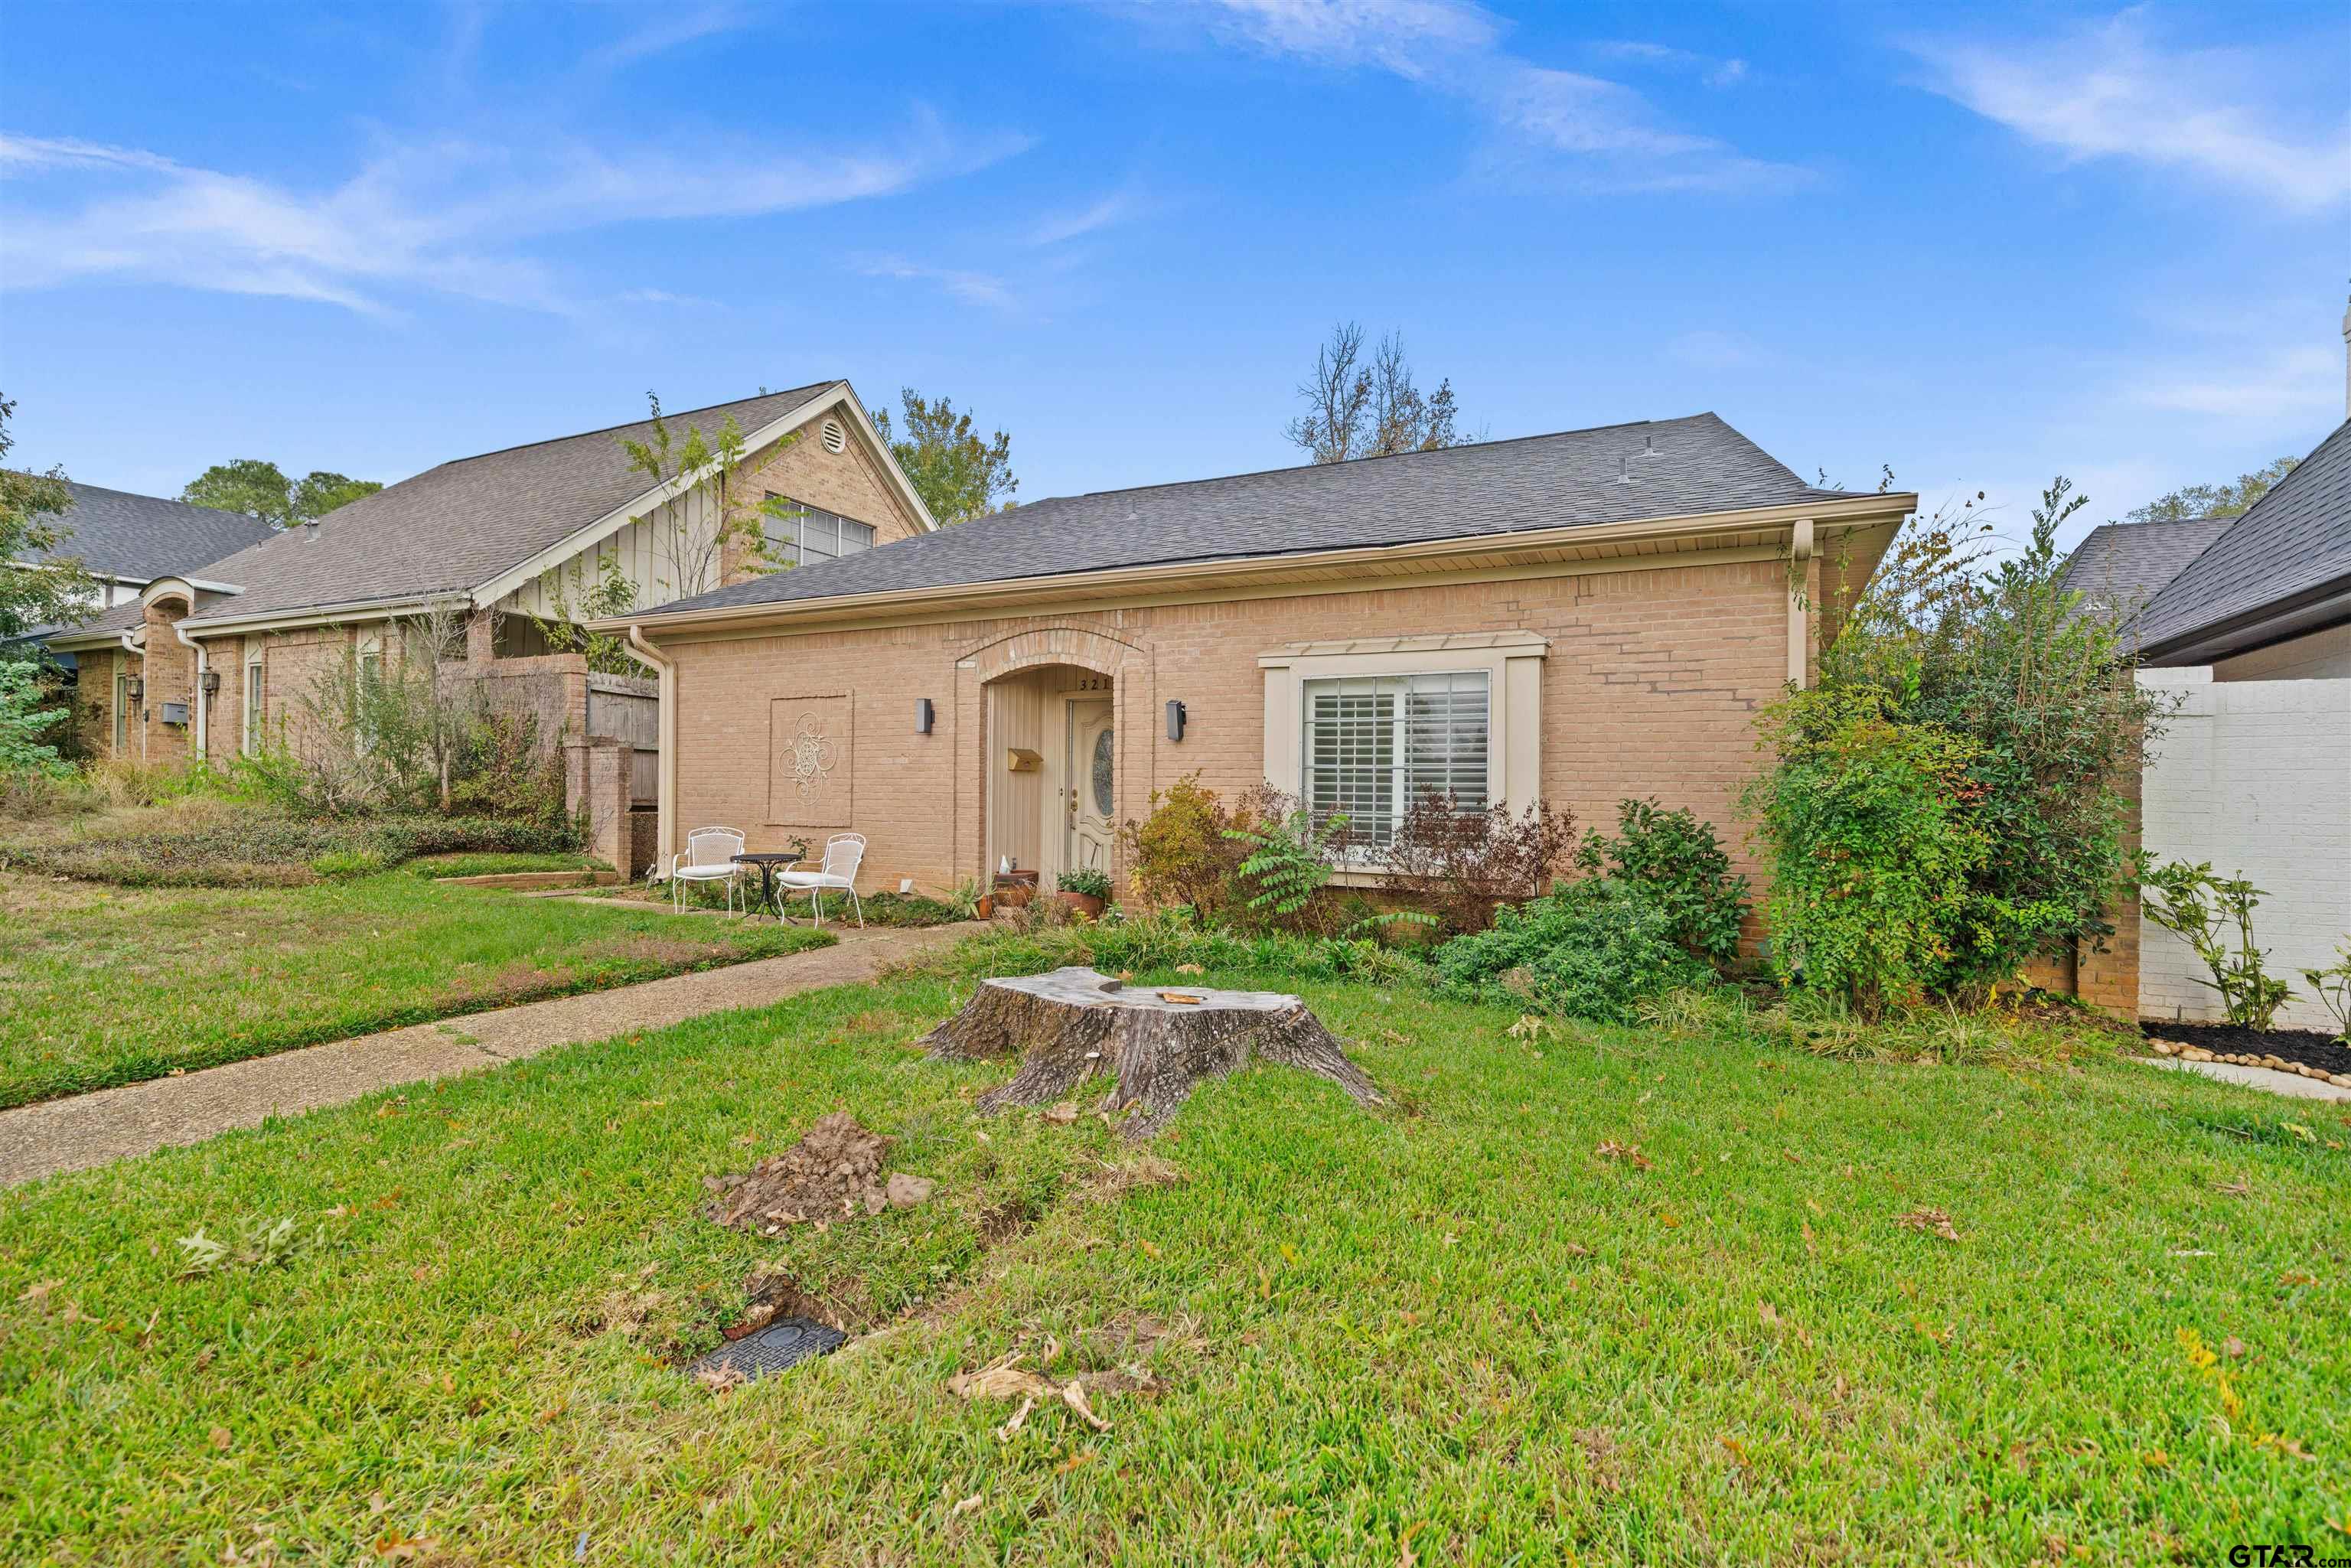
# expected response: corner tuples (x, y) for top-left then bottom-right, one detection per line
(137, 601), (194, 767)
(741, 418), (924, 543)
(664, 556), (1795, 901)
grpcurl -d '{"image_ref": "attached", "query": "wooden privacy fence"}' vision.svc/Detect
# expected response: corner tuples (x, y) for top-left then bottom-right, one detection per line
(586, 673), (659, 806)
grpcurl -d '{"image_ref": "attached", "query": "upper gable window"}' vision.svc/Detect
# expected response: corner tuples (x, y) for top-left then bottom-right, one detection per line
(763, 496), (876, 566)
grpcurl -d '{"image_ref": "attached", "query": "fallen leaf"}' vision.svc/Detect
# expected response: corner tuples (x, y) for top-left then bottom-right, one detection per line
(994, 1395), (1035, 1441)
(371, 1531), (437, 1560)
(1174, 963), (1205, 976)
(2141, 1449), (2170, 1469)
(2212, 1178), (2252, 1199)
(1782, 1149), (1804, 1165)
(1895, 1208), (1962, 1244)
(15, 1280), (60, 1306)
(1041, 1102), (1080, 1125)
(1658, 1212), (1681, 1229)
(949, 1492), (983, 1520)
(210, 1426), (233, 1451)
(1056, 1446), (1098, 1475)
(2222, 1336), (2247, 1358)
(1595, 1140), (1653, 1170)
(1801, 1221), (1818, 1255)
(2281, 1122), (2316, 1143)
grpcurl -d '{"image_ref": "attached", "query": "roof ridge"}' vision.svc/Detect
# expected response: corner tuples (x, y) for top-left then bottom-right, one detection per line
(1047, 412), (1719, 505)
(438, 382), (840, 470)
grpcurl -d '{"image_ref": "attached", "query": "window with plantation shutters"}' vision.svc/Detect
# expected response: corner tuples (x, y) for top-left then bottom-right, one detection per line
(1301, 670), (1490, 850)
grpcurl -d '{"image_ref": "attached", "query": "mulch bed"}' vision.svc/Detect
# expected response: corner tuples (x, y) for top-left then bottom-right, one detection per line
(2141, 1020), (2351, 1083)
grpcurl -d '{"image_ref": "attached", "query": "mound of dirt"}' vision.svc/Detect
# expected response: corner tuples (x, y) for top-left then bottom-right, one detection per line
(705, 1112), (905, 1233)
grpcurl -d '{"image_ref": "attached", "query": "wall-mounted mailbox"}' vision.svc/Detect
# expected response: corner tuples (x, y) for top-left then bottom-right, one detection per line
(1004, 747), (1042, 773)
(158, 701), (191, 726)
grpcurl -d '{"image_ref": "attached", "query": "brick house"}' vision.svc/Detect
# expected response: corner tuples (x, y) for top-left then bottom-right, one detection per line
(601, 413), (1916, 917)
(47, 383), (931, 860)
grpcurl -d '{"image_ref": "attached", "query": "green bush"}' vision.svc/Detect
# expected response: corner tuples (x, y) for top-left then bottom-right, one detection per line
(1119, 774), (1259, 919)
(1577, 797), (1749, 971)
(1816, 478), (2164, 991)
(1430, 878), (1714, 1024)
(1743, 685), (1986, 1017)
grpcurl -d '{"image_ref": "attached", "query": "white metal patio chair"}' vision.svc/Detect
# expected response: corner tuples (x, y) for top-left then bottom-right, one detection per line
(774, 833), (866, 927)
(671, 826), (748, 915)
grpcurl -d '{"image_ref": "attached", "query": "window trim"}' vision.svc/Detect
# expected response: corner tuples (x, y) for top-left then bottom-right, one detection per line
(761, 493), (878, 566)
(243, 654), (264, 755)
(1260, 633), (1546, 875)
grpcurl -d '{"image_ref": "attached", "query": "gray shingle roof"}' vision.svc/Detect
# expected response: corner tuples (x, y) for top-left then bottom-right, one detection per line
(2135, 418), (2351, 657)
(2056, 514), (2235, 621)
(18, 482), (275, 580)
(175, 383), (840, 627)
(647, 412), (1846, 618)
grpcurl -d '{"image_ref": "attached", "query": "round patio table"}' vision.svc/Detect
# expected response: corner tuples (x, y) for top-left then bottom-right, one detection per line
(730, 852), (802, 918)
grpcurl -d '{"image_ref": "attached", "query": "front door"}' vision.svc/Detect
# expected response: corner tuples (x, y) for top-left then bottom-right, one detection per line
(1065, 698), (1114, 875)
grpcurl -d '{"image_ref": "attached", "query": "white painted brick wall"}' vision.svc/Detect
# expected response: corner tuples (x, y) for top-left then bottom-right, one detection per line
(2137, 670), (2351, 1028)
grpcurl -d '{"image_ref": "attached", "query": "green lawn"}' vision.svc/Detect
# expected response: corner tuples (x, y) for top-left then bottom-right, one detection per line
(2, 952), (2342, 1563)
(0, 872), (832, 1108)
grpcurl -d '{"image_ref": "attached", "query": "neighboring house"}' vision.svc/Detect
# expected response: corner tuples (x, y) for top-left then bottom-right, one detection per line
(2115, 407), (2351, 1030)
(49, 383), (929, 777)
(602, 413), (1916, 927)
(2055, 512), (2236, 630)
(10, 481), (276, 658)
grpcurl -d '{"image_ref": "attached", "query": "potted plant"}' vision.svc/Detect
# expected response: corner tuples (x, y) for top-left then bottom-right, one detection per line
(1055, 867), (1114, 919)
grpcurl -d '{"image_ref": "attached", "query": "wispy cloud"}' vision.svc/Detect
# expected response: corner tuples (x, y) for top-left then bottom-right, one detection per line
(575, 5), (749, 77)
(1029, 187), (1152, 246)
(1905, 11), (2351, 212)
(1591, 40), (1749, 89)
(2132, 345), (2341, 420)
(0, 111), (1032, 316)
(1159, 0), (1804, 192)
(856, 255), (1016, 310)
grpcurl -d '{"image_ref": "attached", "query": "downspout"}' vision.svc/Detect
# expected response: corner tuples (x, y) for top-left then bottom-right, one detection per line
(624, 624), (677, 878)
(119, 628), (148, 763)
(174, 620), (209, 761)
(1786, 518), (1815, 689)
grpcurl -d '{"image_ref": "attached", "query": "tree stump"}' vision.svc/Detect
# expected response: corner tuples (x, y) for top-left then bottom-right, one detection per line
(921, 967), (1384, 1139)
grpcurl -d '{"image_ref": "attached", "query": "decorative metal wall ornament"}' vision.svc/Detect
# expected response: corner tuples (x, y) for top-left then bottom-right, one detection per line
(788, 714), (839, 799)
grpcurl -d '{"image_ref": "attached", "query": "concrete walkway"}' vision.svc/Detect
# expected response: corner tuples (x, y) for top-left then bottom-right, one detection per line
(0, 921), (978, 1189)
(2137, 1055), (2351, 1103)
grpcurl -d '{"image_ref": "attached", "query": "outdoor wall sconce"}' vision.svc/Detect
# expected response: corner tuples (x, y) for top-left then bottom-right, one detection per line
(201, 670), (223, 696)
(915, 697), (934, 735)
(127, 676), (144, 701)
(1165, 700), (1187, 742)
(1005, 747), (1042, 773)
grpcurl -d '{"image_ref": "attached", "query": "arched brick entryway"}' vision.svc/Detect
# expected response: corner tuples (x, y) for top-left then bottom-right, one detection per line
(953, 624), (1156, 887)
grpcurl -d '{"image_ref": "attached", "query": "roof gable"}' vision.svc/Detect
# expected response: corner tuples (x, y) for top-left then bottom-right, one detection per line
(178, 383), (850, 628)
(2136, 418), (2351, 657)
(20, 482), (275, 579)
(2056, 514), (2235, 621)
(644, 412), (1850, 618)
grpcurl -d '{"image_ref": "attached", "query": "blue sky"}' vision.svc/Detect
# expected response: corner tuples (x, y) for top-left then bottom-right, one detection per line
(4, 1), (2347, 554)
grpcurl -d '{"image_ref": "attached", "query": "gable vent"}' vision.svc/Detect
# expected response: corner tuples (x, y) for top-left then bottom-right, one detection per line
(819, 418), (846, 455)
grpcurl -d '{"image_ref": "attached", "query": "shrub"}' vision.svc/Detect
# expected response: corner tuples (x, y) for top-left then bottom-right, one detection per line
(2139, 859), (2294, 1031)
(1119, 774), (1257, 918)
(1224, 792), (1351, 932)
(1743, 685), (1986, 1018)
(2301, 940), (2351, 1045)
(1817, 477), (2166, 989)
(0, 658), (67, 776)
(1431, 878), (1714, 1024)
(1386, 790), (1576, 935)
(1577, 798), (1749, 971)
